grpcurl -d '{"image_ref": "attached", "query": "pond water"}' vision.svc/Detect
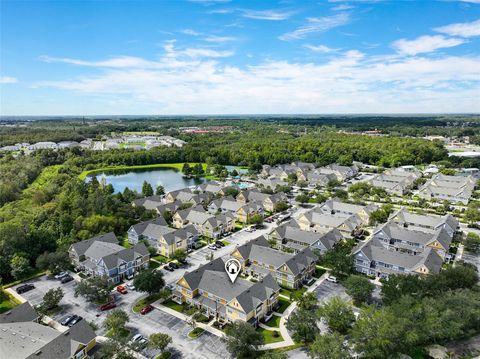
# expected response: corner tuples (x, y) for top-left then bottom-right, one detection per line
(87, 165), (247, 194)
(88, 167), (206, 194)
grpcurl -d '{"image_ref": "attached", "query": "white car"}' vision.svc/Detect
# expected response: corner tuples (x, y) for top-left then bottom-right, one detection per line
(54, 272), (69, 280)
(208, 244), (217, 250)
(326, 276), (338, 283)
(126, 283), (135, 291)
(131, 333), (148, 346)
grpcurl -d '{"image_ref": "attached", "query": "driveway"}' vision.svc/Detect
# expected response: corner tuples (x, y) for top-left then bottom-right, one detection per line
(313, 279), (350, 304)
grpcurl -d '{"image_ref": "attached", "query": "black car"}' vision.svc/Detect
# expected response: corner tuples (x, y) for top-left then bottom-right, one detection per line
(16, 283), (35, 294)
(61, 275), (74, 284)
(60, 314), (75, 326)
(68, 315), (83, 327)
(215, 241), (225, 247)
(168, 262), (178, 269)
(164, 265), (174, 272)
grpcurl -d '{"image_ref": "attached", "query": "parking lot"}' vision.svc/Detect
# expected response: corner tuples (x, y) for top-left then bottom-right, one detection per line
(313, 279), (350, 304)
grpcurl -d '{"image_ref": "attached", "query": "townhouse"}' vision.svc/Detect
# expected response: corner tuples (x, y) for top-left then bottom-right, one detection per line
(368, 169), (419, 196)
(353, 238), (443, 279)
(237, 202), (265, 223)
(373, 221), (452, 259)
(389, 207), (459, 236)
(269, 221), (342, 254)
(418, 174), (476, 204)
(237, 189), (288, 212)
(127, 218), (198, 257)
(173, 205), (235, 238)
(69, 232), (149, 283)
(230, 236), (317, 288)
(0, 303), (97, 359)
(297, 208), (363, 237)
(165, 188), (211, 205)
(133, 195), (164, 211)
(208, 196), (243, 214)
(174, 258), (280, 326)
(314, 164), (358, 182)
(317, 199), (378, 224)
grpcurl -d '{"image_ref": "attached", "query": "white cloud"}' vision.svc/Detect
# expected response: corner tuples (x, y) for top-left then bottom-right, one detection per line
(203, 35), (236, 43)
(0, 76), (18, 84)
(35, 49), (480, 114)
(458, 0), (480, 3)
(435, 19), (480, 38)
(279, 13), (351, 41)
(304, 44), (338, 53)
(332, 4), (354, 11)
(180, 29), (201, 36)
(240, 9), (294, 21)
(392, 35), (466, 56)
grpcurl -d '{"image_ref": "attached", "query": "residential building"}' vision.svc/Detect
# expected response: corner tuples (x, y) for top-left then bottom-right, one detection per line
(236, 202), (264, 223)
(317, 199), (378, 224)
(237, 189), (287, 212)
(373, 221), (452, 258)
(389, 207), (459, 236)
(208, 196), (243, 214)
(269, 221), (342, 253)
(132, 195), (164, 211)
(353, 238), (443, 279)
(69, 232), (149, 283)
(0, 303), (97, 359)
(230, 236), (317, 288)
(418, 174), (476, 204)
(173, 257), (280, 326)
(173, 205), (235, 238)
(367, 170), (418, 196)
(165, 188), (211, 205)
(127, 217), (168, 244)
(297, 208), (362, 237)
(314, 164), (358, 182)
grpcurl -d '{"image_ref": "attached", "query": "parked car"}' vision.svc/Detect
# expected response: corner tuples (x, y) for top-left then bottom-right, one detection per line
(100, 302), (117, 311)
(326, 276), (338, 283)
(215, 241), (225, 247)
(68, 315), (83, 327)
(140, 305), (154, 315)
(61, 275), (74, 284)
(54, 272), (69, 280)
(60, 314), (75, 326)
(130, 333), (148, 347)
(126, 273), (134, 280)
(16, 283), (35, 294)
(207, 244), (217, 250)
(169, 262), (178, 269)
(165, 284), (174, 291)
(116, 285), (128, 294)
(126, 283), (135, 291)
(164, 265), (174, 272)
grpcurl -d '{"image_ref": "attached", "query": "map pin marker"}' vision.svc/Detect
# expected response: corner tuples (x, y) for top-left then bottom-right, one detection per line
(225, 258), (241, 283)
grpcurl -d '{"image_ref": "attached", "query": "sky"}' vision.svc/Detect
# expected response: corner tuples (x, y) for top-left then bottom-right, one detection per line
(1, 0), (480, 115)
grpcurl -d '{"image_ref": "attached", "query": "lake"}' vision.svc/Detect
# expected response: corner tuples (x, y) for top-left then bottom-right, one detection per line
(87, 165), (248, 194)
(88, 167), (206, 194)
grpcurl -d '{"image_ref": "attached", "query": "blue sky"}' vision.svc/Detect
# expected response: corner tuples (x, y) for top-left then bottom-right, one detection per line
(1, 0), (479, 115)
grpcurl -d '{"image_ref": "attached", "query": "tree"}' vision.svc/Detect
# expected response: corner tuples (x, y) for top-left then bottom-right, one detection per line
(333, 189), (348, 201)
(36, 250), (70, 274)
(155, 185), (165, 196)
(230, 169), (239, 177)
(39, 287), (64, 313)
(368, 204), (393, 226)
(133, 269), (165, 296)
(286, 308), (318, 344)
(171, 249), (188, 263)
(10, 254), (31, 280)
(318, 242), (354, 277)
(75, 275), (111, 303)
(225, 321), (264, 359)
(98, 338), (135, 359)
(380, 274), (424, 305)
(104, 309), (129, 339)
(316, 296), (355, 334)
(182, 163), (191, 175)
(296, 193), (310, 204)
(260, 352), (288, 359)
(148, 332), (172, 353)
(465, 232), (480, 253)
(309, 333), (351, 359)
(162, 210), (173, 225)
(344, 275), (375, 304)
(249, 214), (264, 226)
(142, 181), (154, 197)
(464, 202), (480, 224)
(296, 292), (318, 310)
(224, 187), (239, 198)
(274, 201), (289, 212)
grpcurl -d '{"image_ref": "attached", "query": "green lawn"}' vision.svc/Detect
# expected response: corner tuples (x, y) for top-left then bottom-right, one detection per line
(152, 254), (168, 263)
(78, 162), (207, 180)
(121, 237), (132, 249)
(133, 293), (163, 313)
(149, 260), (160, 269)
(279, 286), (306, 299)
(188, 327), (205, 338)
(257, 327), (283, 344)
(275, 298), (291, 314)
(0, 290), (21, 314)
(313, 267), (326, 279)
(221, 240), (230, 246)
(162, 299), (196, 315)
(154, 352), (172, 359)
(263, 315), (281, 328)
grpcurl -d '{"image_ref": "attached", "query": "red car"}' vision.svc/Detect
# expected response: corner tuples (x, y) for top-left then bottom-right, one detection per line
(140, 305), (154, 315)
(100, 302), (117, 311)
(116, 285), (128, 294)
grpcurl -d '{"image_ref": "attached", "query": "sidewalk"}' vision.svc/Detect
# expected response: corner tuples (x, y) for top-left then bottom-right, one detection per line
(4, 287), (26, 304)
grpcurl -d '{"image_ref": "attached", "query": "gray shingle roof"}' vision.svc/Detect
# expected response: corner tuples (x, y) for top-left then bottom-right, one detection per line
(70, 232), (118, 257)
(0, 302), (39, 323)
(130, 217), (168, 236)
(101, 243), (149, 270)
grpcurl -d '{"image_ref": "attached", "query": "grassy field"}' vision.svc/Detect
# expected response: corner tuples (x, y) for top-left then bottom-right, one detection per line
(263, 315), (281, 328)
(78, 162), (207, 180)
(188, 327), (205, 338)
(257, 327), (283, 344)
(0, 290), (22, 313)
(133, 293), (163, 313)
(275, 298), (291, 314)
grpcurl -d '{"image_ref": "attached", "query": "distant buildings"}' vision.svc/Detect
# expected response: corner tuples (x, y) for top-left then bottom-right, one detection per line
(418, 174), (476, 204)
